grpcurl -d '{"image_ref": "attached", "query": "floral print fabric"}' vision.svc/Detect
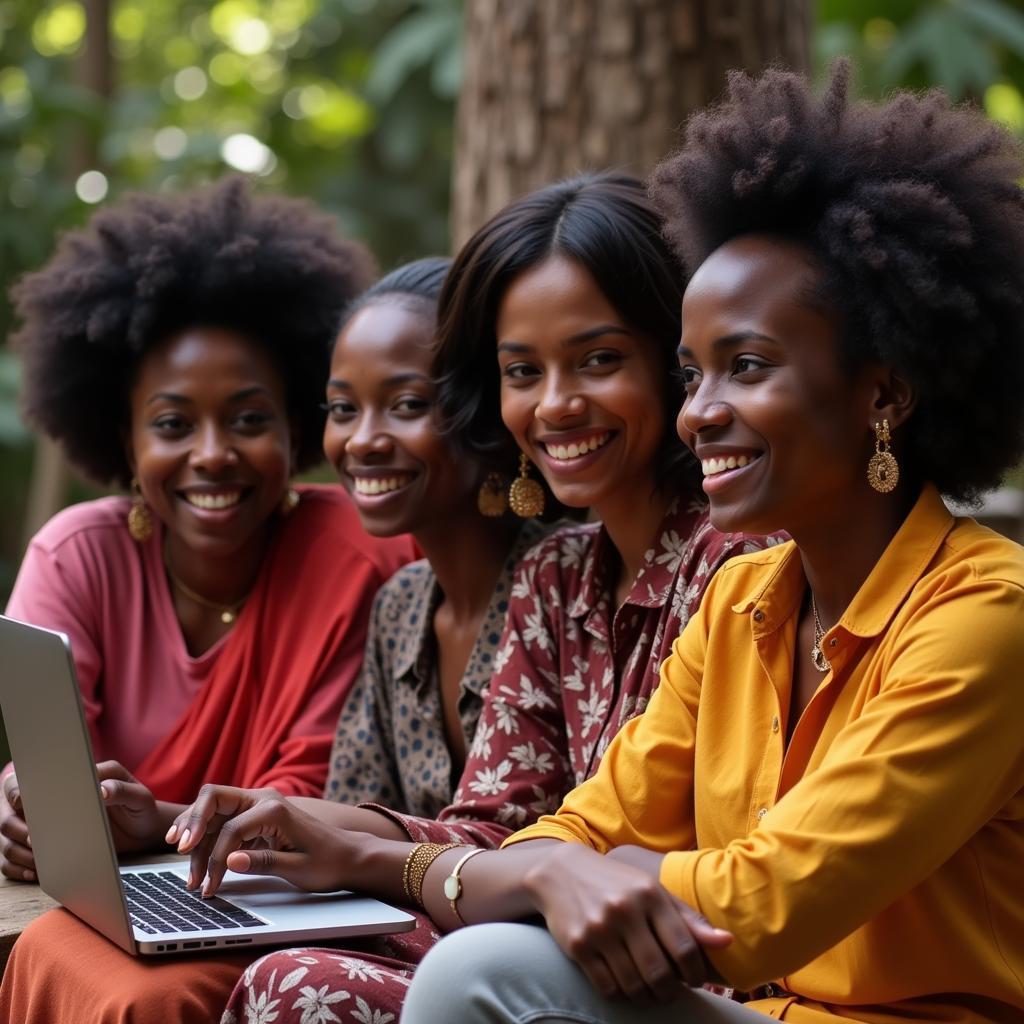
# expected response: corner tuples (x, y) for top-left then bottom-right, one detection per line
(324, 519), (549, 818)
(221, 500), (777, 1024)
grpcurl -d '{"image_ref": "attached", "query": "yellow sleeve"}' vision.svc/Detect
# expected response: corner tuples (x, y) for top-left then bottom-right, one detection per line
(503, 586), (709, 852)
(661, 575), (1024, 991)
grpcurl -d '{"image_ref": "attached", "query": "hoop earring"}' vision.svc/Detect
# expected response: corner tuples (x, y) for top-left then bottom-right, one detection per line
(508, 453), (545, 518)
(280, 487), (300, 516)
(127, 478), (153, 542)
(867, 419), (899, 493)
(477, 473), (508, 517)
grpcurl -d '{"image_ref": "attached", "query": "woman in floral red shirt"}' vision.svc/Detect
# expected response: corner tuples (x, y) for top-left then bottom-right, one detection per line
(178, 174), (777, 1024)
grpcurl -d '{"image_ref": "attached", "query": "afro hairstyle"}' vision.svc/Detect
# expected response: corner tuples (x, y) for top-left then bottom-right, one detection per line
(650, 61), (1024, 503)
(11, 176), (375, 487)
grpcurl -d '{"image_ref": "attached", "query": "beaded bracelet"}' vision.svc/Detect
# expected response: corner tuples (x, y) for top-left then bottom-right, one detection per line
(402, 842), (461, 909)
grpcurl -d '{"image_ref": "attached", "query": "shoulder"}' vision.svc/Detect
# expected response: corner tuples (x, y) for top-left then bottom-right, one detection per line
(940, 515), (1024, 591)
(659, 499), (787, 571)
(372, 559), (435, 617)
(24, 497), (134, 558)
(515, 519), (602, 577)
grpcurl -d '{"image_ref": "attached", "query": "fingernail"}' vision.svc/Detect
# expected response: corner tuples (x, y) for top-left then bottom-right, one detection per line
(165, 824), (178, 843)
(177, 828), (191, 850)
(24, 869), (35, 882)
(25, 835), (31, 848)
(186, 870), (194, 889)
(100, 784), (110, 798)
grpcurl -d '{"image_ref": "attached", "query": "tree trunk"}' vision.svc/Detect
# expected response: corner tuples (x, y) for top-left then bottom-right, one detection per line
(451, 0), (812, 246)
(23, 0), (112, 544)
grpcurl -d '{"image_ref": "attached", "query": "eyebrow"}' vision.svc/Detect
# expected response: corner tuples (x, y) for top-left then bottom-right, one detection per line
(327, 372), (431, 389)
(144, 385), (274, 407)
(497, 324), (632, 354)
(677, 330), (777, 359)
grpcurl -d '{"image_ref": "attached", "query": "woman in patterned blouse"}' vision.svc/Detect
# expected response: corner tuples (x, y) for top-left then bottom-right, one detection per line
(176, 174), (775, 1024)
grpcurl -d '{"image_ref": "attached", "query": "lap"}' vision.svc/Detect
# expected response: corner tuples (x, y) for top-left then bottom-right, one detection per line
(403, 923), (771, 1024)
(0, 908), (250, 1024)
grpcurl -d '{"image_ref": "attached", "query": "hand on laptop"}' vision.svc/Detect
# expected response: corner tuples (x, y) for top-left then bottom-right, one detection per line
(169, 785), (354, 897)
(1, 771), (36, 882)
(96, 761), (175, 853)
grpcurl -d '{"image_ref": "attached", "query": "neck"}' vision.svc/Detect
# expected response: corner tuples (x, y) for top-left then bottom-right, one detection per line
(164, 523), (274, 608)
(796, 483), (920, 628)
(594, 481), (673, 601)
(415, 510), (521, 622)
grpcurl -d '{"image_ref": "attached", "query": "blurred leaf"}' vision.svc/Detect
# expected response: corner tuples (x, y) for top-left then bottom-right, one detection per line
(366, 6), (460, 103)
(955, 0), (1024, 61)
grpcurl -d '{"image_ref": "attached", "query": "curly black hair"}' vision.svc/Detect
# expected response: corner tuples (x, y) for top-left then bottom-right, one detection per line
(651, 61), (1024, 503)
(435, 172), (698, 499)
(11, 176), (375, 487)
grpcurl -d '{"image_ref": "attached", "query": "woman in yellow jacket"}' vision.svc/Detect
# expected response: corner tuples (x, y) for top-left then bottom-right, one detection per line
(394, 63), (1024, 1023)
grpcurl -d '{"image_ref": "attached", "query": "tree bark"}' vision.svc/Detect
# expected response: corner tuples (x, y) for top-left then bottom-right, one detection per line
(451, 0), (812, 247)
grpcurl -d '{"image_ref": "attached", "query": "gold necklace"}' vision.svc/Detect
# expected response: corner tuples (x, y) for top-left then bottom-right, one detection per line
(810, 596), (831, 674)
(163, 553), (249, 625)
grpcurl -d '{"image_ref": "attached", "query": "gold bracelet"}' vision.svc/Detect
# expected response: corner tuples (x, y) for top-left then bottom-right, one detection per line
(442, 847), (486, 926)
(404, 843), (460, 909)
(401, 845), (419, 906)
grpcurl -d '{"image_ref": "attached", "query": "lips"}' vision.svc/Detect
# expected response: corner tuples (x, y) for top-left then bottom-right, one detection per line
(540, 431), (612, 462)
(700, 452), (762, 477)
(352, 474), (414, 496)
(179, 488), (247, 510)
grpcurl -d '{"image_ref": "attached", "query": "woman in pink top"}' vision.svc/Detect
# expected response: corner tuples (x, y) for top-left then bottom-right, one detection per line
(0, 177), (412, 882)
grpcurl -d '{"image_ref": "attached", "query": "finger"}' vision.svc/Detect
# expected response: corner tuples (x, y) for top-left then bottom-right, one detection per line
(652, 903), (710, 988)
(177, 786), (250, 853)
(225, 847), (310, 889)
(1, 832), (36, 872)
(1, 811), (31, 848)
(1, 859), (36, 883)
(201, 807), (281, 896)
(623, 926), (689, 1004)
(95, 760), (135, 783)
(99, 778), (150, 811)
(2, 776), (22, 814)
(678, 904), (732, 949)
(573, 946), (631, 1003)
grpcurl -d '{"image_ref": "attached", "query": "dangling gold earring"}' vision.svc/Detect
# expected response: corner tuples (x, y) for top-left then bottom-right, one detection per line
(508, 453), (545, 518)
(867, 419), (899, 493)
(280, 487), (300, 516)
(127, 478), (153, 542)
(477, 473), (508, 517)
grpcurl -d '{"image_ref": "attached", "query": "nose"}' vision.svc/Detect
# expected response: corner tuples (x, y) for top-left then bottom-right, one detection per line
(189, 420), (238, 474)
(677, 376), (732, 442)
(534, 372), (586, 425)
(343, 412), (393, 459)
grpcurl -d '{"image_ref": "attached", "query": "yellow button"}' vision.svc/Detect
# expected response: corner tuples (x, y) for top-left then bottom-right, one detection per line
(771, 716), (780, 733)
(829, 637), (838, 648)
(757, 807), (768, 820)
(753, 609), (765, 623)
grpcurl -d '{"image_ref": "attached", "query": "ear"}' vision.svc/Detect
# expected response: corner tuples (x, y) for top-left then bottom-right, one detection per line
(866, 367), (916, 434)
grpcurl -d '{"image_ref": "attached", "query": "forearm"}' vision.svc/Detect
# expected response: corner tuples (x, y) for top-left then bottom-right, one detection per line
(287, 797), (406, 840)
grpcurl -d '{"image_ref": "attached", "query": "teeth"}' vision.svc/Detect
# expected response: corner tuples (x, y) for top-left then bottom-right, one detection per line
(543, 432), (610, 462)
(701, 454), (755, 477)
(353, 475), (412, 496)
(185, 491), (242, 510)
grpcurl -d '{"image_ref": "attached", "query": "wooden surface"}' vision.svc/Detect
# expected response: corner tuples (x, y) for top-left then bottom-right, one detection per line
(0, 853), (183, 976)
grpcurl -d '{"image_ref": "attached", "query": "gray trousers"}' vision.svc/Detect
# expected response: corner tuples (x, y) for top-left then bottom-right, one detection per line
(401, 922), (770, 1024)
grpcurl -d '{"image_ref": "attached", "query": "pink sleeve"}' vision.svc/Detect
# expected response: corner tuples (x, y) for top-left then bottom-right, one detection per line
(6, 536), (105, 756)
(364, 553), (569, 848)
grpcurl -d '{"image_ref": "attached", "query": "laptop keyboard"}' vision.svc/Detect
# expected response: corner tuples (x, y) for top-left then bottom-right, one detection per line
(123, 871), (264, 935)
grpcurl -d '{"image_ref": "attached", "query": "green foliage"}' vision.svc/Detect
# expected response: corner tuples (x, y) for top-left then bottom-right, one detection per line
(0, 0), (460, 596)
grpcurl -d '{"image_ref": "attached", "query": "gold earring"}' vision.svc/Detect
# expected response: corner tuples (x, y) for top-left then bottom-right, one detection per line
(280, 487), (300, 516)
(508, 453), (545, 518)
(477, 473), (508, 517)
(127, 478), (153, 542)
(867, 419), (899, 493)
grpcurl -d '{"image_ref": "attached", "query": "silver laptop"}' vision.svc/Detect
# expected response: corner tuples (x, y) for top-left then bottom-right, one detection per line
(0, 613), (416, 956)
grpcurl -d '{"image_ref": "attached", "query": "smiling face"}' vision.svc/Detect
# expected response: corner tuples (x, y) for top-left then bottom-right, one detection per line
(496, 256), (666, 513)
(127, 327), (293, 558)
(323, 300), (477, 537)
(676, 235), (880, 536)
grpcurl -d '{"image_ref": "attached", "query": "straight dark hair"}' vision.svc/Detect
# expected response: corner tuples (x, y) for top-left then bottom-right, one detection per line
(434, 172), (700, 497)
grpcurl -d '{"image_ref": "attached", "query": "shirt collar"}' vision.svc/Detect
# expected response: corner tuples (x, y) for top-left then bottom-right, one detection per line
(393, 566), (442, 684)
(730, 485), (955, 638)
(567, 497), (709, 619)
